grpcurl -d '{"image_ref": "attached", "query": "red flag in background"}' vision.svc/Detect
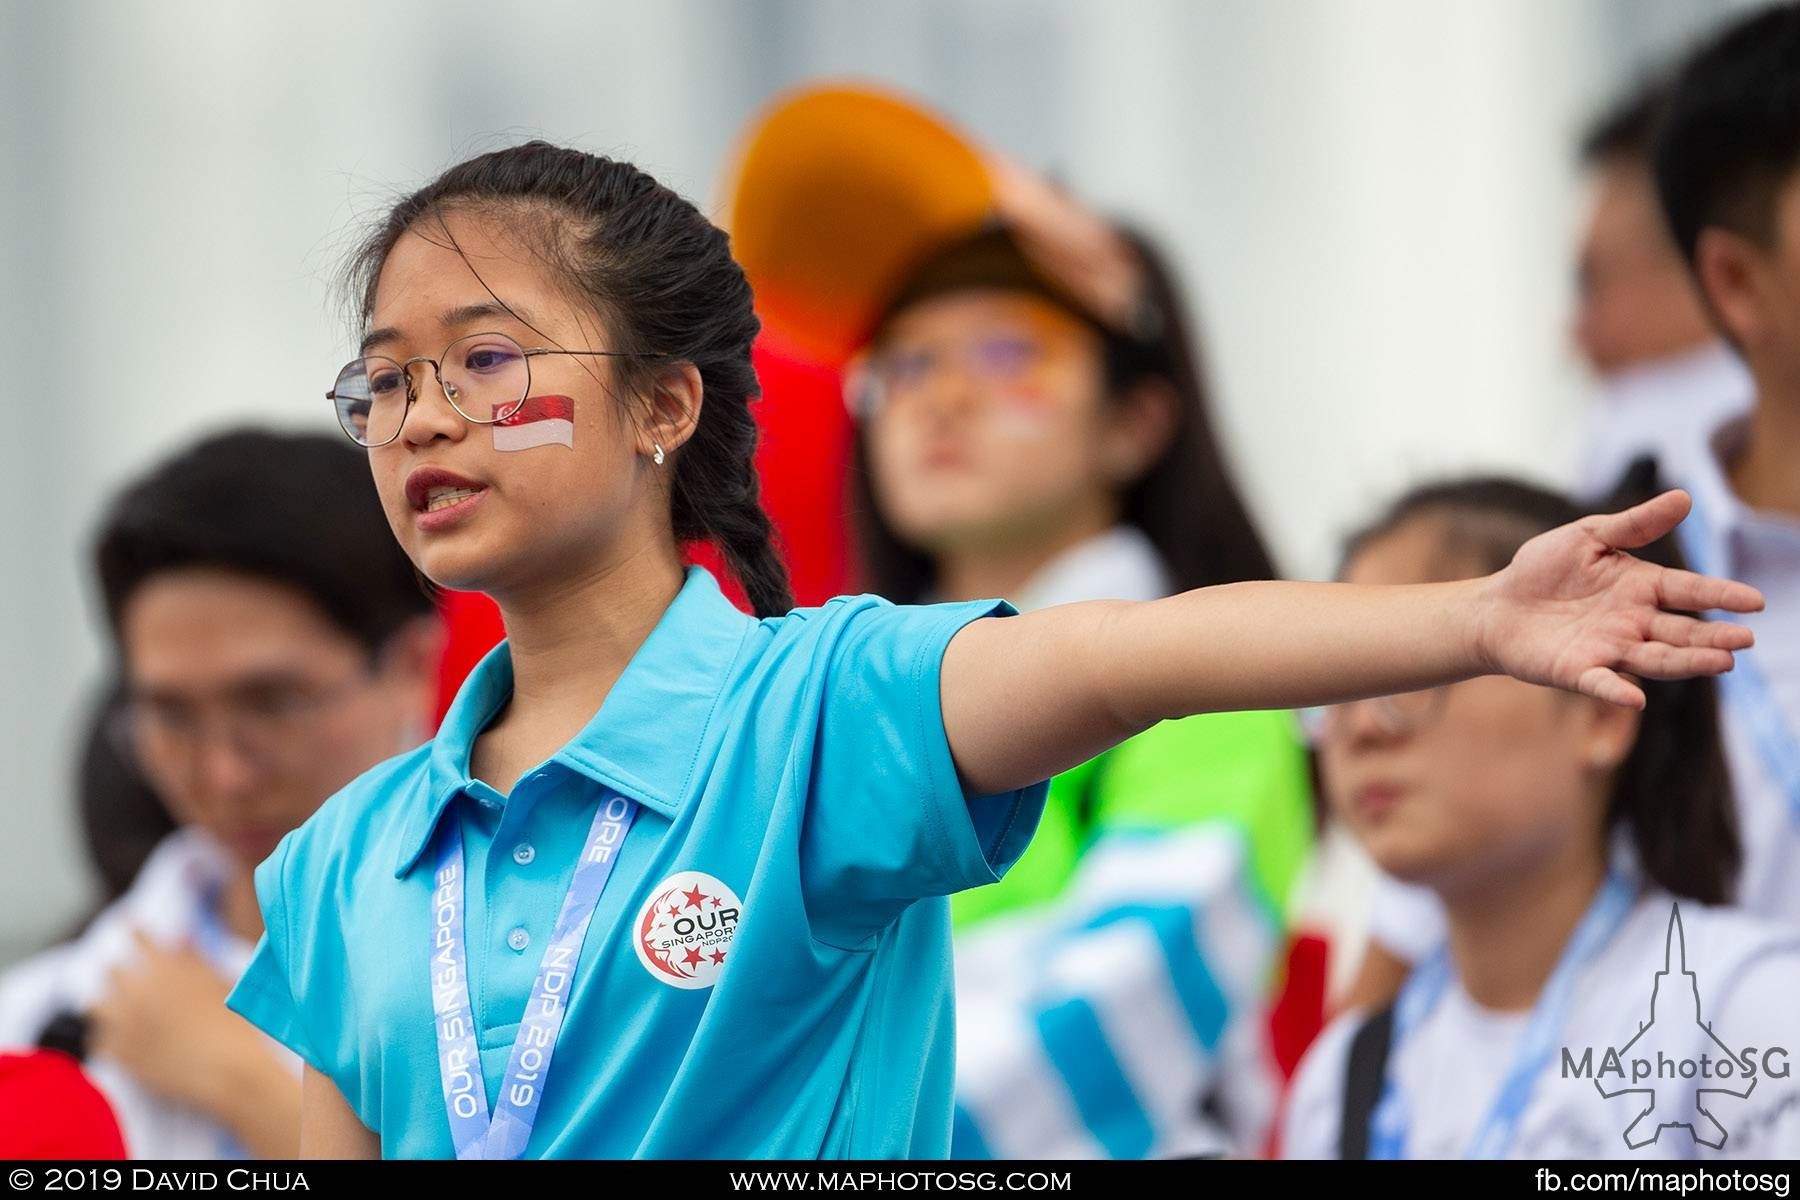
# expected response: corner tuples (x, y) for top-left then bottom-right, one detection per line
(0, 1051), (127, 1158)
(432, 588), (505, 726)
(725, 332), (853, 608)
(686, 330), (855, 611)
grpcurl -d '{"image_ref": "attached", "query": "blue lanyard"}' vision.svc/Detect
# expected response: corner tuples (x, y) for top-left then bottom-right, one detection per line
(1674, 489), (1800, 825)
(428, 790), (637, 1160)
(1368, 871), (1638, 1159)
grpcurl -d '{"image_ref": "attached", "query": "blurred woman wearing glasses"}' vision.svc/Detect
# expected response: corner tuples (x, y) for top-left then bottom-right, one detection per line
(728, 86), (1314, 1156)
(853, 232), (1314, 1156)
(1282, 478), (1800, 1159)
(0, 430), (441, 1158)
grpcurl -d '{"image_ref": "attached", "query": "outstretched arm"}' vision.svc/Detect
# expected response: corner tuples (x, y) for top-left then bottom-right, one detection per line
(942, 490), (1763, 796)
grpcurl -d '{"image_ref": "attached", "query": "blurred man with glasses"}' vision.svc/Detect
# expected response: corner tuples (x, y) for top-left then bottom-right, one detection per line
(0, 429), (441, 1158)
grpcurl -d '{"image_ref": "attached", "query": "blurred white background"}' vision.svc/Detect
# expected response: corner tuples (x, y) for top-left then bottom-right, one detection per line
(0, 0), (1765, 962)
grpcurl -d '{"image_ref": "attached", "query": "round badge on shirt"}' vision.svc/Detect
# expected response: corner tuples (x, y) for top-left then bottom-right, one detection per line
(634, 872), (744, 990)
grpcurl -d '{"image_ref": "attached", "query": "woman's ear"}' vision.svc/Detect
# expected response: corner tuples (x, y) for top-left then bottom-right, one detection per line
(1579, 689), (1642, 773)
(636, 362), (704, 462)
(1694, 226), (1769, 349)
(1098, 377), (1179, 486)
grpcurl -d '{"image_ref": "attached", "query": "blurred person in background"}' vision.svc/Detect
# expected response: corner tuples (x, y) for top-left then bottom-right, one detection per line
(27, 685), (178, 1058)
(1648, 0), (1800, 932)
(1283, 478), (1799, 1159)
(0, 429), (442, 1158)
(78, 683), (178, 908)
(729, 85), (1314, 1158)
(1340, 34), (1800, 1019)
(1573, 78), (1752, 497)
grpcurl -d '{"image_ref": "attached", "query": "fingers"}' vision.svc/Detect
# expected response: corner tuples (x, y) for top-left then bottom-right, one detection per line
(1647, 612), (1755, 652)
(988, 156), (1146, 333)
(127, 926), (178, 967)
(1653, 565), (1766, 615)
(1577, 666), (1647, 710)
(104, 959), (136, 997)
(1618, 641), (1737, 680)
(1591, 489), (1691, 550)
(1593, 492), (1766, 611)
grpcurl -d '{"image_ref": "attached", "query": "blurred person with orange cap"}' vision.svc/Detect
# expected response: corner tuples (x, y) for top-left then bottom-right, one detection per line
(726, 85), (1315, 1159)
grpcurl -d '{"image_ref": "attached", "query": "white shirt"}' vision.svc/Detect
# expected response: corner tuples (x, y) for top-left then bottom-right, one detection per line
(1365, 874), (1450, 965)
(1577, 342), (1753, 500)
(1012, 524), (1173, 611)
(1284, 890), (1800, 1159)
(0, 830), (297, 1159)
(1664, 414), (1800, 927)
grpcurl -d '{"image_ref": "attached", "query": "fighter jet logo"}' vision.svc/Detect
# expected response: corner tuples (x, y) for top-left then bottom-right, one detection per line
(1592, 905), (1755, 1150)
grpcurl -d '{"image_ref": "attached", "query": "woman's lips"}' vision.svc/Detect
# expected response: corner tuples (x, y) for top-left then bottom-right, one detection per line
(1351, 782), (1407, 822)
(404, 466), (488, 510)
(414, 486), (487, 532)
(918, 443), (970, 471)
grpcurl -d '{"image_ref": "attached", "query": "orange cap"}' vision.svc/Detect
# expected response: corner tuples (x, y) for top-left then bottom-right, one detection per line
(723, 84), (996, 363)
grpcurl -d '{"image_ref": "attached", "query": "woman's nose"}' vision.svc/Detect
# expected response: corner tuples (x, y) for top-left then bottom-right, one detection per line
(400, 361), (466, 445)
(915, 358), (985, 424)
(1332, 697), (1407, 749)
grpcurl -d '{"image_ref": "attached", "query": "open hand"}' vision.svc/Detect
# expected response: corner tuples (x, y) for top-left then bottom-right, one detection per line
(1473, 489), (1764, 708)
(88, 928), (262, 1115)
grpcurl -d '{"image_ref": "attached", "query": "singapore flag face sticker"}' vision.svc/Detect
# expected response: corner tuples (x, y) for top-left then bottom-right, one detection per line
(492, 395), (575, 451)
(634, 871), (743, 990)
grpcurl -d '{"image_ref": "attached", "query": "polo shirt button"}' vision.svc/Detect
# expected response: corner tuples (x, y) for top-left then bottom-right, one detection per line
(507, 927), (530, 952)
(512, 843), (536, 866)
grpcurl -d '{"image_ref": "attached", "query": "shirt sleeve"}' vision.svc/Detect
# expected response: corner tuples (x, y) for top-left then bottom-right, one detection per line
(223, 836), (330, 1076)
(800, 597), (1050, 949)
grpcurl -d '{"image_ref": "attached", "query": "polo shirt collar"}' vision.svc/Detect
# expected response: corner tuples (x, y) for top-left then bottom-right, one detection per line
(394, 566), (756, 877)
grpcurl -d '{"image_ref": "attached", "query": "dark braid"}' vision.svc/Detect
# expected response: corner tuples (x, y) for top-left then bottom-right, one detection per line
(347, 141), (793, 616)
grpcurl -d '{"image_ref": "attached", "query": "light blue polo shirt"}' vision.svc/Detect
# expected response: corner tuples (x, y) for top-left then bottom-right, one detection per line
(224, 566), (1046, 1159)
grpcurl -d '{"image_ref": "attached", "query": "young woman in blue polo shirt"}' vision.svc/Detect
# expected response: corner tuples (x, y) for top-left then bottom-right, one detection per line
(224, 142), (1762, 1159)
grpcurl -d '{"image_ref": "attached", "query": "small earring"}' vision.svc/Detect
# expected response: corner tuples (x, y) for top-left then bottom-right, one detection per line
(653, 443), (665, 466)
